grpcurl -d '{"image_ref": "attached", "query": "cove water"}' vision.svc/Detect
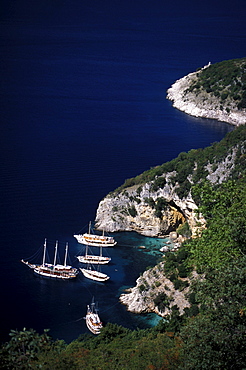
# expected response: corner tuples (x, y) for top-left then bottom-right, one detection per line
(0, 0), (245, 343)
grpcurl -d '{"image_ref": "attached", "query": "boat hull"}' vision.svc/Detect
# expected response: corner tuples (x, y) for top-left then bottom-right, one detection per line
(77, 255), (111, 264)
(85, 304), (103, 334)
(80, 268), (109, 282)
(86, 314), (102, 334)
(33, 266), (78, 279)
(74, 234), (117, 247)
(33, 267), (78, 279)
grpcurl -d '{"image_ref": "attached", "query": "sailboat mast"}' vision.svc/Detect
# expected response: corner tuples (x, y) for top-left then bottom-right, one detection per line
(53, 240), (58, 268)
(91, 296), (95, 313)
(42, 238), (47, 266)
(64, 242), (68, 266)
(89, 221), (91, 235)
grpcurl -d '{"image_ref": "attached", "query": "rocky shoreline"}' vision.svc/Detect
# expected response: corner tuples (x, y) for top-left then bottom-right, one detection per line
(119, 261), (193, 317)
(167, 64), (246, 126)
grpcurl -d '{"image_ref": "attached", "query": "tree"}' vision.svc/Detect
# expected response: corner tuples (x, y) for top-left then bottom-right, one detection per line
(189, 180), (246, 270)
(0, 328), (59, 369)
(179, 257), (246, 369)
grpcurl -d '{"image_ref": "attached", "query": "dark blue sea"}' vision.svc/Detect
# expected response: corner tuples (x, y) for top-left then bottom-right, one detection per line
(0, 0), (245, 343)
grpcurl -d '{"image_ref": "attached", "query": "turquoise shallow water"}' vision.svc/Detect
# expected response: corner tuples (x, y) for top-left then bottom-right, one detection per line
(114, 231), (170, 256)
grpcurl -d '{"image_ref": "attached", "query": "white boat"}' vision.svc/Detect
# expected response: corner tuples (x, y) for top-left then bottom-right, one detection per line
(21, 239), (79, 280)
(77, 245), (111, 265)
(74, 222), (117, 247)
(80, 265), (110, 282)
(86, 299), (103, 334)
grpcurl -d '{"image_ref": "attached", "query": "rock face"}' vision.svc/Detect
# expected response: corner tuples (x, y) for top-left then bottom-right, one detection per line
(167, 64), (246, 126)
(95, 173), (203, 238)
(95, 144), (240, 237)
(119, 262), (194, 317)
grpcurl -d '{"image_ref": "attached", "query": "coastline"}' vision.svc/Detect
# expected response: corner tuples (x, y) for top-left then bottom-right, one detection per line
(166, 66), (246, 126)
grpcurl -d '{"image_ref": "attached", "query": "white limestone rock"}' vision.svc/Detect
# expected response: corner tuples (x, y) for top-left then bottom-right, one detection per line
(167, 65), (246, 126)
(95, 177), (204, 238)
(119, 262), (191, 317)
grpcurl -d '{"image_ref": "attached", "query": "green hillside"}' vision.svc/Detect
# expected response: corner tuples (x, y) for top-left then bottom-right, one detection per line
(186, 57), (246, 110)
(113, 123), (246, 200)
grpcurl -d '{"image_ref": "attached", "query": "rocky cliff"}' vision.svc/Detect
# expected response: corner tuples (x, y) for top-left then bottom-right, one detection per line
(95, 144), (242, 237)
(167, 61), (246, 126)
(119, 261), (193, 317)
(95, 173), (202, 237)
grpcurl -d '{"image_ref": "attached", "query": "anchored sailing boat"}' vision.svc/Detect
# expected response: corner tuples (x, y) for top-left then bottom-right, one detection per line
(86, 299), (103, 334)
(21, 239), (78, 279)
(77, 244), (111, 265)
(80, 263), (110, 282)
(74, 221), (117, 247)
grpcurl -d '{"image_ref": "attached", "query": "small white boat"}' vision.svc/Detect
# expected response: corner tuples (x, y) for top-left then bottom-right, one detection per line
(21, 239), (78, 280)
(86, 299), (103, 334)
(74, 222), (117, 247)
(77, 245), (111, 265)
(80, 265), (110, 282)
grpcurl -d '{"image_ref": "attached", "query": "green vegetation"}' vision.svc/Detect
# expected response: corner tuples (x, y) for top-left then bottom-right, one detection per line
(144, 196), (169, 218)
(154, 292), (169, 312)
(163, 247), (191, 291)
(128, 205), (137, 217)
(1, 125), (246, 369)
(180, 256), (246, 369)
(176, 221), (192, 238)
(112, 124), (246, 200)
(189, 179), (246, 270)
(187, 58), (246, 110)
(0, 324), (181, 369)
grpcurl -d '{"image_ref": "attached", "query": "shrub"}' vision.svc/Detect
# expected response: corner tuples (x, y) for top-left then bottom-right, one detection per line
(177, 222), (192, 238)
(177, 264), (188, 278)
(188, 292), (197, 305)
(154, 292), (169, 311)
(128, 205), (137, 217)
(139, 284), (146, 292)
(174, 279), (183, 290)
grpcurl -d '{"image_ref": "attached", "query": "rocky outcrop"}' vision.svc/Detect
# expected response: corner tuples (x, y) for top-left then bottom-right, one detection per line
(205, 146), (238, 184)
(119, 261), (194, 316)
(95, 145), (240, 238)
(95, 173), (204, 238)
(167, 64), (246, 126)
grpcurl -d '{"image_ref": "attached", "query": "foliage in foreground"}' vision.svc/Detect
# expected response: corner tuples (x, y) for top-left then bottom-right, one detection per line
(0, 324), (181, 369)
(180, 256), (246, 369)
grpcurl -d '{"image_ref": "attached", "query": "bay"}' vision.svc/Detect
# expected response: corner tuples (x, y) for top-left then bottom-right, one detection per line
(0, 0), (245, 343)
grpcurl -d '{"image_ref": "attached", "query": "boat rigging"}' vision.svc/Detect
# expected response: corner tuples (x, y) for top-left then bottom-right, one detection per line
(77, 244), (111, 265)
(21, 239), (79, 280)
